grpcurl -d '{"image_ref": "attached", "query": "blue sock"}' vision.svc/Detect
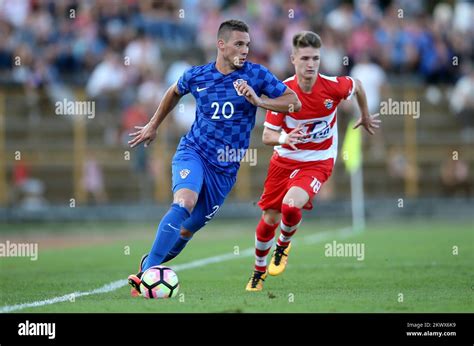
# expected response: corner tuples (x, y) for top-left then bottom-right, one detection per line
(162, 235), (192, 264)
(143, 203), (190, 271)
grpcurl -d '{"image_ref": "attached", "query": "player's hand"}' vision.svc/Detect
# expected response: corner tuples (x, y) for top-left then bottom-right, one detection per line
(285, 124), (306, 150)
(128, 123), (157, 148)
(353, 113), (381, 135)
(235, 80), (262, 107)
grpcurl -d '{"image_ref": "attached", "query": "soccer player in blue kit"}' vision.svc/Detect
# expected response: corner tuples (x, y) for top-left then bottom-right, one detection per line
(127, 20), (301, 296)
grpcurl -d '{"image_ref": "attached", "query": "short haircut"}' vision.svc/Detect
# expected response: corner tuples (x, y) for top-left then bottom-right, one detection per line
(292, 31), (322, 50)
(217, 19), (249, 41)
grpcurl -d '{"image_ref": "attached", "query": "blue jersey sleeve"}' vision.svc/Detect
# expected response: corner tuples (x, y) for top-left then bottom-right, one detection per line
(177, 67), (194, 96)
(258, 66), (287, 98)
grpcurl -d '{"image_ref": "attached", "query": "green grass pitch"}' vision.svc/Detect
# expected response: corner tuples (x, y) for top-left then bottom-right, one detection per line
(0, 219), (472, 313)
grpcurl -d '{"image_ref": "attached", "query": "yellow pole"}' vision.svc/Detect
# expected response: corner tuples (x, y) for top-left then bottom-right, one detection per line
(73, 92), (87, 204)
(0, 92), (6, 205)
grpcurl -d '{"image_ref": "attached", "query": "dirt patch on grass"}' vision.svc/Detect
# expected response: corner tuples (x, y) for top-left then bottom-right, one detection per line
(0, 230), (151, 250)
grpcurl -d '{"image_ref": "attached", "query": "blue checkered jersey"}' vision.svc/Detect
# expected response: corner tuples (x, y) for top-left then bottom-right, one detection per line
(176, 61), (287, 175)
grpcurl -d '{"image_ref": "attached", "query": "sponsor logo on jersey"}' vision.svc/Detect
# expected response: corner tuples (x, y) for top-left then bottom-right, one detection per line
(180, 169), (190, 179)
(300, 120), (331, 142)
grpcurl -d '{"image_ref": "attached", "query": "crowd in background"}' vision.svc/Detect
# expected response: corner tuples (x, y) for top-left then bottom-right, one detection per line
(1, 0), (472, 96)
(0, 0), (472, 204)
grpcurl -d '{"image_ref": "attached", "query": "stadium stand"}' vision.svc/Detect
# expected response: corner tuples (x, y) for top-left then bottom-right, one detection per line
(0, 0), (472, 207)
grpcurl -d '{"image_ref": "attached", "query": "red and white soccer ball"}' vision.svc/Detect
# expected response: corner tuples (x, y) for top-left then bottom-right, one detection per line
(140, 266), (179, 299)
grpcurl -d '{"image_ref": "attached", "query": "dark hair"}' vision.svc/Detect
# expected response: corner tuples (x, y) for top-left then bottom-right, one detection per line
(217, 19), (249, 41)
(292, 31), (322, 50)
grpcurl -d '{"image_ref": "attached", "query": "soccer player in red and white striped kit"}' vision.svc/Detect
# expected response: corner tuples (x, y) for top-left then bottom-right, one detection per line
(246, 31), (380, 291)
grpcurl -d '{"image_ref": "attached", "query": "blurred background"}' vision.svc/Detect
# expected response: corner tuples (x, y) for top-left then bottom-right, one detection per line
(0, 0), (472, 222)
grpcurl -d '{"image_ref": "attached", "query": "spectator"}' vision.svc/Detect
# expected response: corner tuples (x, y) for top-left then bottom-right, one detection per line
(82, 153), (108, 205)
(86, 50), (128, 99)
(19, 179), (48, 211)
(121, 101), (149, 146)
(347, 21), (377, 63)
(320, 29), (345, 76)
(440, 156), (471, 198)
(386, 146), (417, 192)
(351, 53), (387, 114)
(86, 49), (129, 143)
(137, 71), (166, 112)
(326, 2), (354, 36)
(124, 29), (161, 76)
(0, 0), (30, 28)
(121, 101), (153, 202)
(351, 52), (387, 158)
(450, 65), (474, 142)
(10, 160), (29, 205)
(165, 58), (191, 87)
(11, 159), (48, 209)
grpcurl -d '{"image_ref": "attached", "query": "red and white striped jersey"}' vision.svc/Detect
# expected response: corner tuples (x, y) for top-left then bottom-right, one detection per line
(264, 73), (355, 170)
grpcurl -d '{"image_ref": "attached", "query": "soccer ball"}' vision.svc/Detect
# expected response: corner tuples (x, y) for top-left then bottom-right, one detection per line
(140, 266), (179, 299)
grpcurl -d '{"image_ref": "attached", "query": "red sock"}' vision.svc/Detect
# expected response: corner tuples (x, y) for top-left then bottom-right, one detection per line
(277, 203), (302, 247)
(254, 217), (278, 272)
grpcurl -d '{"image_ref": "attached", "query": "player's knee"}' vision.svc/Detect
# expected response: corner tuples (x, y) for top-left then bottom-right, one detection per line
(180, 229), (193, 239)
(262, 210), (281, 225)
(281, 203), (302, 225)
(173, 190), (198, 212)
(178, 198), (197, 212)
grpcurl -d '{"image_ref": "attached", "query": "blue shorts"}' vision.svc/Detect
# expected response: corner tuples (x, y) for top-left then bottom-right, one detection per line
(171, 147), (236, 233)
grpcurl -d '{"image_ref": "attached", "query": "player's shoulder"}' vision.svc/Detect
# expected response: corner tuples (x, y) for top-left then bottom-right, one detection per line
(318, 73), (357, 100)
(318, 73), (340, 84)
(244, 61), (274, 76)
(318, 73), (354, 90)
(184, 62), (214, 76)
(245, 61), (265, 70)
(283, 74), (297, 86)
(318, 73), (352, 86)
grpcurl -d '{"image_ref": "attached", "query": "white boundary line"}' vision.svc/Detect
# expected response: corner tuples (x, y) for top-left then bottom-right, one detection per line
(0, 227), (355, 313)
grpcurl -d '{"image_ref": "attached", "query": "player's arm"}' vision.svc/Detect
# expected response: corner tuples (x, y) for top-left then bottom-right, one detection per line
(262, 124), (305, 150)
(236, 82), (301, 113)
(352, 79), (381, 135)
(128, 82), (183, 148)
(258, 87), (302, 113)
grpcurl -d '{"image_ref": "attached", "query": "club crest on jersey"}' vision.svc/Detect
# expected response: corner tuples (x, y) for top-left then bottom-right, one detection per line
(233, 79), (245, 96)
(180, 169), (190, 179)
(324, 99), (334, 109)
